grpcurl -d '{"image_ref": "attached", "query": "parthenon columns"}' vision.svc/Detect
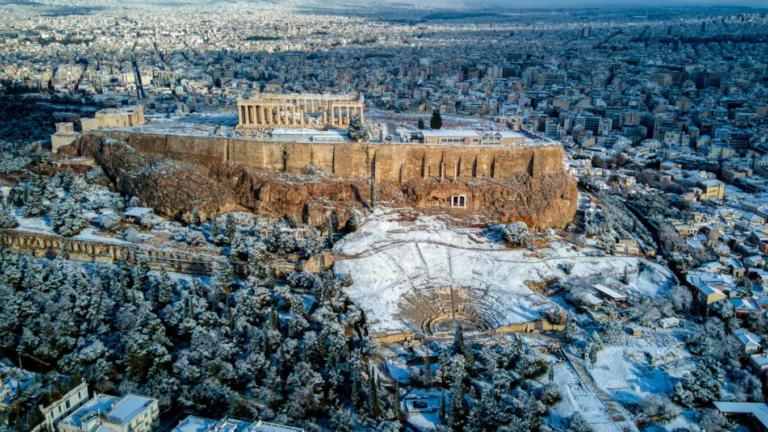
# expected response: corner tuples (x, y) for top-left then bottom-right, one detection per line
(237, 93), (365, 130)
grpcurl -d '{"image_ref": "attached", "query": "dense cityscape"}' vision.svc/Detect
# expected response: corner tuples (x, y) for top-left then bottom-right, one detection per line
(1, 1), (768, 431)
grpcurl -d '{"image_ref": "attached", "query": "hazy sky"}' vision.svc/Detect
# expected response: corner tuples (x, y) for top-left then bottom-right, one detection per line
(356, 0), (768, 8)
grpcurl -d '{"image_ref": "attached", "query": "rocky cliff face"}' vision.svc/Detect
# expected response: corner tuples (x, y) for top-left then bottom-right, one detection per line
(75, 134), (577, 229)
(77, 134), (238, 221)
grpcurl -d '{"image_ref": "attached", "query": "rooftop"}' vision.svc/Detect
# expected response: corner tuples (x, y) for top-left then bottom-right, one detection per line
(105, 394), (156, 424)
(714, 402), (768, 429)
(60, 394), (119, 428)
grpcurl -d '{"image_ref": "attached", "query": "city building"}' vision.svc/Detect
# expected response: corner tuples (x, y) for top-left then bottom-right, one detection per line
(57, 393), (159, 432)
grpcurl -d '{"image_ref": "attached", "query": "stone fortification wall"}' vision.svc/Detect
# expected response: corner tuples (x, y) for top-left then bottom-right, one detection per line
(91, 131), (567, 184)
(1, 229), (217, 275)
(0, 229), (333, 277)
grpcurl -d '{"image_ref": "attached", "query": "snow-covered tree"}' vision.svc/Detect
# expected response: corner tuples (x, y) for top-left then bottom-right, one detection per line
(348, 116), (369, 142)
(0, 204), (17, 228)
(567, 412), (593, 432)
(50, 198), (87, 236)
(503, 221), (529, 246)
(698, 409), (735, 432)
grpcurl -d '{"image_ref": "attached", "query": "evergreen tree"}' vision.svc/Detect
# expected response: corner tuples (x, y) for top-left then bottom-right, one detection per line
(191, 208), (201, 225)
(20, 177), (46, 217)
(453, 324), (465, 355)
(424, 349), (433, 385)
(210, 217), (220, 240)
(133, 258), (151, 293)
(368, 367), (381, 418)
(348, 116), (368, 142)
(393, 380), (403, 422)
(225, 213), (237, 240)
(439, 389), (446, 422)
(156, 268), (174, 306)
(417, 119), (425, 129)
(50, 199), (87, 237)
(439, 349), (450, 386)
(351, 363), (364, 412)
(430, 109), (443, 129)
(0, 204), (17, 228)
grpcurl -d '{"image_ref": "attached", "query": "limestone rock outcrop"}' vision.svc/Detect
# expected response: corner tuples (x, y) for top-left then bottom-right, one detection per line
(77, 134), (237, 222)
(76, 134), (577, 230)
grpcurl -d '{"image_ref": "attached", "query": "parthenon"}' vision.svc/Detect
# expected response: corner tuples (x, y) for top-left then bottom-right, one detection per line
(237, 92), (365, 129)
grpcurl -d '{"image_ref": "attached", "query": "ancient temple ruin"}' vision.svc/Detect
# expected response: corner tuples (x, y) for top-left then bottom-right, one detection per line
(237, 93), (365, 129)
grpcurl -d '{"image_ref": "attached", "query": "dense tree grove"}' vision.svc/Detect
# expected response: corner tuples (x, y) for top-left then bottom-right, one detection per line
(0, 243), (399, 430)
(406, 331), (561, 432)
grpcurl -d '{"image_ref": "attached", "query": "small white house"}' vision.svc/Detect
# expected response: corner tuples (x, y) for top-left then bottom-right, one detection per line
(735, 328), (762, 354)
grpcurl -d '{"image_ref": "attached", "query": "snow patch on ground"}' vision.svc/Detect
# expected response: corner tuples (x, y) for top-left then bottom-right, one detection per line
(334, 209), (672, 334)
(548, 361), (620, 432)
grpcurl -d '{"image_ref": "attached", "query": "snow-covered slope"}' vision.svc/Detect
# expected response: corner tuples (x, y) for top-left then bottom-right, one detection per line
(334, 208), (673, 334)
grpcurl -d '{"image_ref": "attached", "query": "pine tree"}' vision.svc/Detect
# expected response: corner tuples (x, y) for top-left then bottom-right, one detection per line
(348, 116), (368, 142)
(50, 199), (87, 237)
(0, 204), (18, 228)
(439, 349), (450, 386)
(270, 309), (280, 332)
(225, 213), (237, 240)
(449, 378), (468, 430)
(368, 366), (381, 418)
(393, 380), (403, 422)
(157, 268), (174, 307)
(453, 324), (465, 355)
(424, 349), (433, 385)
(210, 217), (220, 240)
(191, 208), (201, 225)
(430, 109), (443, 129)
(133, 258), (151, 292)
(417, 119), (425, 129)
(20, 177), (46, 217)
(439, 388), (446, 422)
(351, 363), (364, 412)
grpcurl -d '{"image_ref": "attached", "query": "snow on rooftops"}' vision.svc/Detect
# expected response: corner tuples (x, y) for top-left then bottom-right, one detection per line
(251, 420), (305, 432)
(734, 328), (762, 352)
(172, 416), (217, 432)
(123, 207), (153, 218)
(420, 129), (480, 137)
(60, 394), (119, 428)
(171, 415), (304, 432)
(105, 394), (156, 425)
(592, 284), (627, 300)
(714, 402), (768, 429)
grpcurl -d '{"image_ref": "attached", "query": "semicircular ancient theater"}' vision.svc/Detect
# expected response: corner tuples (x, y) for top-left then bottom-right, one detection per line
(397, 282), (505, 336)
(333, 210), (559, 340)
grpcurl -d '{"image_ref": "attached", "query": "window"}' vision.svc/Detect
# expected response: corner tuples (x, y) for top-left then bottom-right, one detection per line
(450, 195), (466, 209)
